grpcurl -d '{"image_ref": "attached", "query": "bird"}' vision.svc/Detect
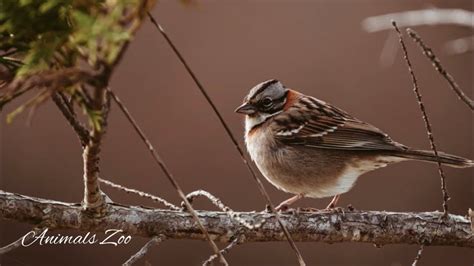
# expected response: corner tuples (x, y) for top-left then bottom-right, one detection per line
(235, 79), (473, 211)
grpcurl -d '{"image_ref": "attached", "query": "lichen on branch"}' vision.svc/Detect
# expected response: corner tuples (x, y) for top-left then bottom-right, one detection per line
(1, 190), (472, 248)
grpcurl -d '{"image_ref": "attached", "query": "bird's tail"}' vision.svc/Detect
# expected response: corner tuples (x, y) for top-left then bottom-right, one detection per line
(395, 149), (473, 168)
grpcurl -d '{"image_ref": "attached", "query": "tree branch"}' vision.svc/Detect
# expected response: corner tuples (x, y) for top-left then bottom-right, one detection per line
(406, 29), (474, 110)
(393, 21), (450, 216)
(1, 190), (472, 248)
(99, 178), (180, 211)
(203, 235), (244, 266)
(51, 92), (90, 146)
(123, 235), (165, 266)
(82, 87), (110, 211)
(411, 245), (424, 266)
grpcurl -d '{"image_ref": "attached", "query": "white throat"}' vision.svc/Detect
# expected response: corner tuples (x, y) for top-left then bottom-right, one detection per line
(245, 111), (281, 134)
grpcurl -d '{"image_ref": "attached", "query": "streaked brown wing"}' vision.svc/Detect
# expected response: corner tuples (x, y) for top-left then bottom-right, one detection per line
(273, 96), (406, 151)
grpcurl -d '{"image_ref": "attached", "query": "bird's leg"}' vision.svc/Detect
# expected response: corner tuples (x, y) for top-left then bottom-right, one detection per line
(325, 194), (341, 209)
(275, 194), (304, 211)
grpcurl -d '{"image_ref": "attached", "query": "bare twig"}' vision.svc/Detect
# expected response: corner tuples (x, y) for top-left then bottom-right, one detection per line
(0, 228), (40, 255)
(99, 178), (180, 211)
(2, 68), (97, 95)
(147, 12), (306, 266)
(81, 87), (109, 211)
(0, 237), (23, 255)
(58, 91), (75, 115)
(106, 88), (228, 265)
(0, 86), (33, 111)
(0, 238), (23, 255)
(52, 92), (90, 146)
(393, 21), (450, 216)
(98, 181), (263, 228)
(203, 235), (245, 266)
(25, 98), (40, 127)
(6, 88), (51, 124)
(363, 9), (474, 32)
(406, 29), (474, 110)
(123, 235), (165, 266)
(185, 190), (264, 229)
(1, 190), (473, 247)
(411, 245), (424, 266)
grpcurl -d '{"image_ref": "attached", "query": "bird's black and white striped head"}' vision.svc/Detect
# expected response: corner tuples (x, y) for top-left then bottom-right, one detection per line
(235, 79), (288, 132)
(235, 79), (288, 116)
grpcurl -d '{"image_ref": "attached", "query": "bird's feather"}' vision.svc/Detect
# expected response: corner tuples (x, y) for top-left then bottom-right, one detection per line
(274, 94), (407, 151)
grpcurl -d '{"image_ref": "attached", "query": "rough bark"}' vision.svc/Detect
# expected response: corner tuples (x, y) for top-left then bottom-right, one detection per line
(82, 88), (110, 211)
(1, 190), (472, 247)
(82, 130), (104, 210)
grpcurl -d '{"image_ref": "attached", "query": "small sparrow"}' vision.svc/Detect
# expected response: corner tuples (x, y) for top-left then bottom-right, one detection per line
(235, 79), (473, 210)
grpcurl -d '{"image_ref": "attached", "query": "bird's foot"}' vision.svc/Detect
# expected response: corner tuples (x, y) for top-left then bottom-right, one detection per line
(276, 204), (290, 212)
(326, 202), (336, 209)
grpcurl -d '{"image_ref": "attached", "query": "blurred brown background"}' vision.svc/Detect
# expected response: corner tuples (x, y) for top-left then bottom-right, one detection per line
(1, 0), (472, 265)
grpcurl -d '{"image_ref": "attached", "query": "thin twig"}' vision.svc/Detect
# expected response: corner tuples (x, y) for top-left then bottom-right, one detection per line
(123, 235), (165, 266)
(0, 49), (18, 57)
(6, 88), (51, 124)
(147, 12), (306, 266)
(52, 92), (90, 146)
(411, 245), (424, 266)
(393, 21), (450, 217)
(406, 28), (474, 110)
(0, 237), (25, 255)
(101, 178), (267, 229)
(185, 190), (265, 229)
(25, 98), (39, 127)
(106, 88), (228, 265)
(2, 68), (97, 94)
(0, 86), (33, 111)
(99, 178), (180, 211)
(0, 228), (41, 255)
(58, 91), (75, 116)
(203, 235), (245, 266)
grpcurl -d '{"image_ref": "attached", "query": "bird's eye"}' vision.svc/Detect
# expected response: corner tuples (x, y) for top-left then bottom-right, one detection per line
(261, 97), (273, 108)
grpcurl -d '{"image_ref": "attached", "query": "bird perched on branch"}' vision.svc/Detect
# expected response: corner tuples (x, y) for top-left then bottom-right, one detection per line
(235, 79), (473, 211)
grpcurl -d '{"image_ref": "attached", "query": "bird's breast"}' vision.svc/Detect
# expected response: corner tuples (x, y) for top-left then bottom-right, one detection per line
(244, 122), (275, 165)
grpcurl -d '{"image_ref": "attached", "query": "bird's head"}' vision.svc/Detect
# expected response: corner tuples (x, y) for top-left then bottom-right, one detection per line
(235, 79), (289, 132)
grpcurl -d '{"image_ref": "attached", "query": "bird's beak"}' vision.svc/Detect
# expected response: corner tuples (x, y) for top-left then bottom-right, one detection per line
(235, 102), (256, 115)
